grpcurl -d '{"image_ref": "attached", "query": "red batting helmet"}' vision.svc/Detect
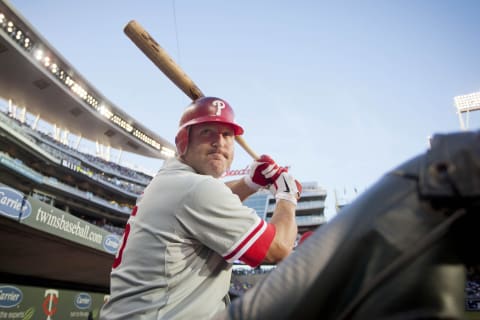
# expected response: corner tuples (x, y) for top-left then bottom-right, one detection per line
(175, 97), (244, 155)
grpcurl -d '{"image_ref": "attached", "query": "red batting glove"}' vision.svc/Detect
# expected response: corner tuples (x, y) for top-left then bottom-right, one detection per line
(244, 155), (287, 191)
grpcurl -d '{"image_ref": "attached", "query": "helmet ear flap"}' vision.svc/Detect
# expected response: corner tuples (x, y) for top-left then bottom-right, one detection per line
(175, 126), (189, 155)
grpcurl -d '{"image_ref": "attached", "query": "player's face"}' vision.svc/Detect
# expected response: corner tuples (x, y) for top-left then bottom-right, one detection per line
(182, 122), (235, 178)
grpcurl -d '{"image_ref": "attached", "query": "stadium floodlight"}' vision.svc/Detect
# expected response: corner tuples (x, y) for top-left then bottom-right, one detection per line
(453, 91), (480, 130)
(98, 104), (113, 119)
(33, 48), (43, 60)
(454, 92), (480, 112)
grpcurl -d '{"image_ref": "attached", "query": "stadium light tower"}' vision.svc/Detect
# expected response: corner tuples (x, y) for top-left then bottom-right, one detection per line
(454, 91), (480, 130)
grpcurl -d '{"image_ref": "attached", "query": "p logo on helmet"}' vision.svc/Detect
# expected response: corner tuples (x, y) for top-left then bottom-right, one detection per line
(213, 100), (226, 116)
(175, 97), (244, 155)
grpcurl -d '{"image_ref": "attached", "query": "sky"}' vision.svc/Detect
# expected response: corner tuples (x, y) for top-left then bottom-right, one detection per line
(7, 0), (480, 218)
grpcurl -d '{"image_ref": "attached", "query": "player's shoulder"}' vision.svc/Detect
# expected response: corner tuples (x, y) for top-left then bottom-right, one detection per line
(160, 157), (195, 174)
(193, 175), (229, 193)
(187, 175), (233, 203)
(160, 158), (233, 198)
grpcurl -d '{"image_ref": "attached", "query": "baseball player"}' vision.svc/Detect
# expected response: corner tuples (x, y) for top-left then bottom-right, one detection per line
(100, 97), (301, 320)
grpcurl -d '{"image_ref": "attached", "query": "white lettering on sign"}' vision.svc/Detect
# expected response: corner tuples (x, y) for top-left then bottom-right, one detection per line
(222, 165), (292, 178)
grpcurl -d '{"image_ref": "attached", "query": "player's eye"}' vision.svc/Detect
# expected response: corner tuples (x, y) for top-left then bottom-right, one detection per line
(222, 130), (234, 138)
(199, 128), (214, 137)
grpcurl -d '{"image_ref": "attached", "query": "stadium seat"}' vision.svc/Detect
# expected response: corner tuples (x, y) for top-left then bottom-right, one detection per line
(215, 131), (480, 320)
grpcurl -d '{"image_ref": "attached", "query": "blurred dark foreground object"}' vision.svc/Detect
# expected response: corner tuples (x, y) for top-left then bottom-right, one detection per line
(215, 131), (480, 320)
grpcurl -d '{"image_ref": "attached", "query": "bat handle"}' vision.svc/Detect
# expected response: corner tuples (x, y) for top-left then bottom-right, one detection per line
(235, 136), (259, 160)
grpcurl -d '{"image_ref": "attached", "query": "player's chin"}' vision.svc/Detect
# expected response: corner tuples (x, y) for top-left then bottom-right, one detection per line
(207, 161), (228, 178)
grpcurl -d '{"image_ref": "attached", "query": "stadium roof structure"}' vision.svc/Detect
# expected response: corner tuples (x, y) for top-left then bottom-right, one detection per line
(0, 0), (176, 159)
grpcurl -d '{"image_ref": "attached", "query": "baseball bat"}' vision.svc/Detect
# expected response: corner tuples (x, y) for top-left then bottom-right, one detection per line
(124, 20), (259, 160)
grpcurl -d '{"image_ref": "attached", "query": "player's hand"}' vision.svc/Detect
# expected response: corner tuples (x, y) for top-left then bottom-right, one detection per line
(244, 155), (286, 191)
(269, 172), (302, 205)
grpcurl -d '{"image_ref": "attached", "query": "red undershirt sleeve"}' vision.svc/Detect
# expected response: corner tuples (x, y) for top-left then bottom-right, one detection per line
(240, 223), (276, 267)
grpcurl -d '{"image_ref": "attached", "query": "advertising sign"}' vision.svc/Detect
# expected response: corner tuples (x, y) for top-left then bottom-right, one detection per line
(0, 284), (108, 320)
(23, 196), (120, 254)
(0, 183), (120, 255)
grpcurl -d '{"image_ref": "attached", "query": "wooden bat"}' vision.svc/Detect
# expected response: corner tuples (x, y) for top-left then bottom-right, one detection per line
(124, 20), (259, 160)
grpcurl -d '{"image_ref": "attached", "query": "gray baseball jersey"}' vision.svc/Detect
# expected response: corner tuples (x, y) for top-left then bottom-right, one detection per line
(100, 158), (275, 320)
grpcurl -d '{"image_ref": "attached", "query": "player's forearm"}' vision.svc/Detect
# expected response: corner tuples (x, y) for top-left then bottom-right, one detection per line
(264, 200), (297, 263)
(225, 178), (257, 201)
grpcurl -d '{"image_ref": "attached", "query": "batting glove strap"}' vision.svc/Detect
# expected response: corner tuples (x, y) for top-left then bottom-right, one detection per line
(270, 172), (301, 205)
(275, 192), (298, 205)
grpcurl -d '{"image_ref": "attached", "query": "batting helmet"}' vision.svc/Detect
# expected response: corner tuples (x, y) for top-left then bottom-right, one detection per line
(175, 97), (244, 155)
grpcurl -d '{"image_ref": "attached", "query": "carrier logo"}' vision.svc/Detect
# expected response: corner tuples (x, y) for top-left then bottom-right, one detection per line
(0, 187), (31, 220)
(103, 234), (120, 254)
(74, 293), (92, 310)
(0, 286), (23, 308)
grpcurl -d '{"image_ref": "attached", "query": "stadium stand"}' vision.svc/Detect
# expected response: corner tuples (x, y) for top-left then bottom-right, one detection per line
(467, 266), (480, 312)
(0, 85), (149, 318)
(0, 0), (173, 317)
